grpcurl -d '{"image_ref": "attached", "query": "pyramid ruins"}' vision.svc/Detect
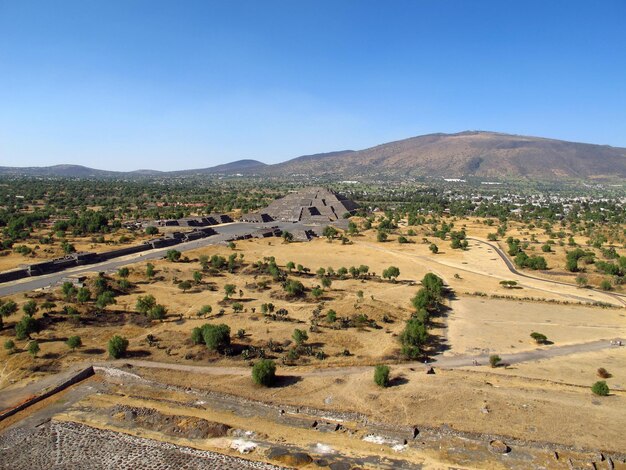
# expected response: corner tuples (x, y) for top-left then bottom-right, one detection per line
(245, 187), (358, 224)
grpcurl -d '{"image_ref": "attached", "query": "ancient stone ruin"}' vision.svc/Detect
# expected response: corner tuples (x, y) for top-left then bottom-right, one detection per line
(248, 187), (358, 224)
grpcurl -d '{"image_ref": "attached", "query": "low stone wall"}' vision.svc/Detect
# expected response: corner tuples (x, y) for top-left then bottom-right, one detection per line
(0, 366), (95, 422)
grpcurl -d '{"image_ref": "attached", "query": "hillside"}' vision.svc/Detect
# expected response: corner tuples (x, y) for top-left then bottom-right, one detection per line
(2, 132), (625, 180)
(268, 131), (626, 180)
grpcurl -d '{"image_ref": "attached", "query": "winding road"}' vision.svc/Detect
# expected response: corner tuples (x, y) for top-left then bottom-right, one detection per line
(470, 237), (626, 307)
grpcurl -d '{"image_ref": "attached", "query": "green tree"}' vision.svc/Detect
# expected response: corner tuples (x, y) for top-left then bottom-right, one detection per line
(202, 323), (231, 352)
(323, 226), (338, 241)
(286, 261), (295, 272)
(292, 328), (308, 345)
(575, 275), (588, 288)
(376, 230), (388, 242)
(252, 359), (276, 386)
(197, 305), (212, 317)
(382, 266), (400, 282)
(0, 300), (18, 317)
(95, 291), (116, 311)
(284, 279), (305, 297)
(4, 339), (16, 354)
(282, 231), (294, 243)
(15, 315), (37, 340)
(400, 318), (428, 358)
(28, 340), (40, 358)
(191, 327), (204, 345)
(489, 354), (502, 368)
(193, 271), (203, 284)
(166, 249), (182, 262)
(530, 332), (547, 344)
(66, 335), (82, 350)
(429, 243), (439, 254)
(146, 262), (155, 279)
(77, 287), (92, 304)
(23, 300), (38, 316)
(108, 335), (129, 359)
(374, 365), (390, 387)
(178, 280), (193, 293)
(321, 276), (332, 289)
(117, 267), (130, 278)
(591, 380), (609, 396)
(145, 226), (158, 235)
(148, 304), (167, 320)
(600, 279), (612, 291)
(136, 295), (157, 314)
(326, 309), (337, 323)
(224, 284), (236, 299)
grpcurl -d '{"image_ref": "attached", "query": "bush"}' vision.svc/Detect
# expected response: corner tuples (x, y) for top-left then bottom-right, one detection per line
(15, 315), (37, 340)
(4, 339), (16, 354)
(108, 335), (129, 359)
(66, 336), (82, 350)
(489, 354), (501, 368)
(148, 304), (167, 320)
(202, 324), (231, 351)
(597, 368), (612, 379)
(292, 328), (308, 345)
(600, 279), (612, 291)
(530, 332), (547, 344)
(591, 380), (609, 396)
(252, 359), (276, 386)
(28, 341), (40, 357)
(191, 327), (204, 345)
(374, 365), (390, 387)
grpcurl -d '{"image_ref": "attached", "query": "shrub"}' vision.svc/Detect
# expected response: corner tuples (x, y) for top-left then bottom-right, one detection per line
(23, 300), (38, 316)
(28, 341), (40, 358)
(202, 324), (231, 351)
(191, 327), (204, 345)
(591, 380), (609, 396)
(326, 310), (337, 323)
(66, 336), (82, 350)
(178, 281), (192, 292)
(4, 339), (16, 354)
(108, 335), (129, 359)
(15, 315), (37, 340)
(252, 359), (276, 386)
(530, 332), (547, 344)
(292, 328), (308, 345)
(284, 279), (305, 297)
(489, 354), (501, 368)
(148, 304), (167, 320)
(597, 368), (612, 379)
(374, 365), (390, 387)
(599, 279), (612, 291)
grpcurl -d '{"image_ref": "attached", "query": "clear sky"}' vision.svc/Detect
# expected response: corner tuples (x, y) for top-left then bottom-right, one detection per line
(1, 1), (625, 171)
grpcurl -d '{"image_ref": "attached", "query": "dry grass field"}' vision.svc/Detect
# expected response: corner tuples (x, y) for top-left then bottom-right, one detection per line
(2, 221), (626, 467)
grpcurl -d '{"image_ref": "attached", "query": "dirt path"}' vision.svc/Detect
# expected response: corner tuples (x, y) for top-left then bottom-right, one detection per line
(90, 337), (624, 379)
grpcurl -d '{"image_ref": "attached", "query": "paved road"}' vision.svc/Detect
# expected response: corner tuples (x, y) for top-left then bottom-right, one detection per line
(0, 221), (305, 297)
(470, 237), (626, 307)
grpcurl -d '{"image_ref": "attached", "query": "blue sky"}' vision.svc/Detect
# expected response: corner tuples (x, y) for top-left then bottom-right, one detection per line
(0, 1), (625, 171)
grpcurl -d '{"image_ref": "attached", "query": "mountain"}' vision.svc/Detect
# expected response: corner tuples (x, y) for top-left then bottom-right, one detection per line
(171, 159), (267, 176)
(267, 131), (626, 180)
(1, 132), (625, 180)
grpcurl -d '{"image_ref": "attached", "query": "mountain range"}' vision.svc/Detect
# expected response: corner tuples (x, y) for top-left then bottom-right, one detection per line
(2, 131), (626, 180)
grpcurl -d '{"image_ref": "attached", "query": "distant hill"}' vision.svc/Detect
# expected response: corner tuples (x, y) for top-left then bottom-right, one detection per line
(2, 132), (625, 180)
(267, 131), (626, 180)
(171, 159), (267, 176)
